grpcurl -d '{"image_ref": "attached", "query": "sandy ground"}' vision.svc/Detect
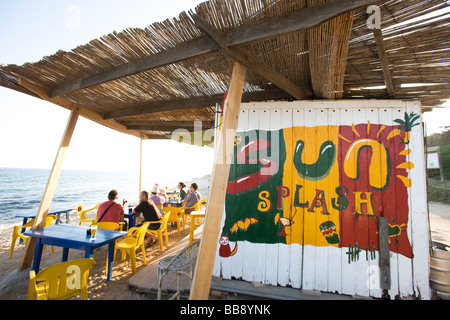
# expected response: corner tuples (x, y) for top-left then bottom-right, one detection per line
(0, 198), (448, 300)
(428, 201), (450, 245)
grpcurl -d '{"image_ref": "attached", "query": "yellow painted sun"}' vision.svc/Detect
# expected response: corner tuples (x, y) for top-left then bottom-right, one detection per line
(338, 121), (413, 189)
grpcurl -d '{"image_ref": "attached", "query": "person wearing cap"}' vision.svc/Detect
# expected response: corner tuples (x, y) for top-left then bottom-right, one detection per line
(149, 184), (165, 206)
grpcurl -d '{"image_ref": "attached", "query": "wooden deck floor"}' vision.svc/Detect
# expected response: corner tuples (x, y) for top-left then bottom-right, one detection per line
(128, 224), (204, 298)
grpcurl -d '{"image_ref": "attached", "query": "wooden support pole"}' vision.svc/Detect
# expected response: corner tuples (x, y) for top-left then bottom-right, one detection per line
(139, 138), (143, 194)
(18, 106), (80, 271)
(372, 28), (395, 98)
(189, 62), (246, 300)
(378, 216), (391, 291)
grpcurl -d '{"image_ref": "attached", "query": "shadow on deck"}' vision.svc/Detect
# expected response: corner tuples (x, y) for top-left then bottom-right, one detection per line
(128, 224), (355, 300)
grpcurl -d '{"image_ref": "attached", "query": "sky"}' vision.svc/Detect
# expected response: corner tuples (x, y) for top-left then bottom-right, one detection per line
(0, 1), (449, 183)
(0, 0), (214, 184)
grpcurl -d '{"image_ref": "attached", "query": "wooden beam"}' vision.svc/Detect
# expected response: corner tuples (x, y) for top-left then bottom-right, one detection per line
(145, 134), (170, 140)
(18, 106), (80, 270)
(18, 79), (148, 139)
(372, 28), (395, 97)
(126, 125), (213, 131)
(126, 125), (212, 131)
(193, 15), (311, 100)
(49, 37), (219, 98)
(103, 88), (291, 120)
(122, 120), (215, 127)
(49, 0), (377, 97)
(226, 0), (378, 46)
(190, 62), (246, 300)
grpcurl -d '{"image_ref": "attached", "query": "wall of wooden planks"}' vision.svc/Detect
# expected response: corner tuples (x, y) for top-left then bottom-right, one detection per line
(213, 100), (430, 299)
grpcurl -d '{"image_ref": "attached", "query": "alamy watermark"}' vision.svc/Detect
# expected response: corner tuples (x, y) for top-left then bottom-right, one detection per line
(367, 5), (381, 30)
(66, 264), (82, 290)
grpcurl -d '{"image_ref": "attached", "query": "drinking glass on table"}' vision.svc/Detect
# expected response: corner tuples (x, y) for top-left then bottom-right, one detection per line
(90, 225), (98, 241)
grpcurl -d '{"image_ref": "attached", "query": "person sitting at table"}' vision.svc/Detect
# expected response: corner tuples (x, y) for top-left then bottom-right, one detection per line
(150, 185), (165, 207)
(97, 189), (125, 224)
(160, 187), (169, 207)
(182, 183), (202, 215)
(133, 190), (162, 246)
(177, 182), (187, 200)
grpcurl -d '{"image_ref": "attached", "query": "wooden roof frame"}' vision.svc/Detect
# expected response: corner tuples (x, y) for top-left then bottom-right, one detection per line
(48, 0), (377, 99)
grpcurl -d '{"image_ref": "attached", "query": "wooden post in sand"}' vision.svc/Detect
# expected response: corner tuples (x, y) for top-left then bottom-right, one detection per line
(189, 62), (246, 299)
(18, 106), (80, 271)
(139, 138), (143, 193)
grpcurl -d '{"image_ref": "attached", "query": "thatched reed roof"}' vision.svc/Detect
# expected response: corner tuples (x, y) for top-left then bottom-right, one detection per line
(0, 0), (449, 139)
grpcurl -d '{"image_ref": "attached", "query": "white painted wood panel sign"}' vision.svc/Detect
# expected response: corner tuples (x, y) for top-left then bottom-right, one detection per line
(213, 100), (430, 299)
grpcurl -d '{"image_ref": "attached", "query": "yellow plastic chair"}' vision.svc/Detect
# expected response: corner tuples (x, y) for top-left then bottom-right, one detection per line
(148, 213), (171, 252)
(91, 221), (123, 231)
(113, 221), (150, 275)
(28, 258), (96, 300)
(76, 203), (100, 225)
(10, 215), (57, 259)
(163, 207), (183, 236)
(181, 202), (201, 228)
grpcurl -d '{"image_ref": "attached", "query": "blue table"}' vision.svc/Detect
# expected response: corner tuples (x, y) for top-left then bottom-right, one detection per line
(167, 200), (182, 207)
(16, 209), (74, 225)
(24, 224), (126, 281)
(124, 206), (140, 229)
(15, 209), (74, 244)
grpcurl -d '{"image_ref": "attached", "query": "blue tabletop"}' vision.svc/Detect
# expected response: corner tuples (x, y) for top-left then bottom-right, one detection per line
(24, 223), (126, 247)
(15, 209), (73, 219)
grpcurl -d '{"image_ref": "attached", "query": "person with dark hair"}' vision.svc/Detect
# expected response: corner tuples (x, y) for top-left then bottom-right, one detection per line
(182, 183), (201, 214)
(96, 189), (124, 224)
(177, 182), (187, 200)
(133, 190), (162, 246)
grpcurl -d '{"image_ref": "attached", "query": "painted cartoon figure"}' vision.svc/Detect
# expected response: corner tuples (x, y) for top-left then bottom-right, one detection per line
(218, 234), (237, 257)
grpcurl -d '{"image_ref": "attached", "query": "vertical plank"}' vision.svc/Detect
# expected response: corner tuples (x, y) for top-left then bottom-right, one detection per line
(265, 107), (281, 286)
(354, 107), (370, 297)
(378, 106), (400, 298)
(258, 108), (272, 285)
(406, 101), (431, 299)
(314, 107), (330, 292)
(365, 106), (383, 298)
(18, 106), (80, 270)
(190, 62), (246, 300)
(301, 106), (315, 290)
(391, 105), (414, 298)
(291, 107), (305, 289)
(378, 216), (391, 290)
(327, 106), (342, 294)
(278, 107), (293, 287)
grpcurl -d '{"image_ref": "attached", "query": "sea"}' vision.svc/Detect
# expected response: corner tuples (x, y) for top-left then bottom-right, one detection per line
(0, 167), (196, 230)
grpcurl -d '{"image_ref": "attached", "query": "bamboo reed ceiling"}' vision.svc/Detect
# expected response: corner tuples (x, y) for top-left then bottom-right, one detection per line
(0, 0), (449, 139)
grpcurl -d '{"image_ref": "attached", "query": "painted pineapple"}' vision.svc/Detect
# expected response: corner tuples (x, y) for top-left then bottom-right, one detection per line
(394, 112), (420, 144)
